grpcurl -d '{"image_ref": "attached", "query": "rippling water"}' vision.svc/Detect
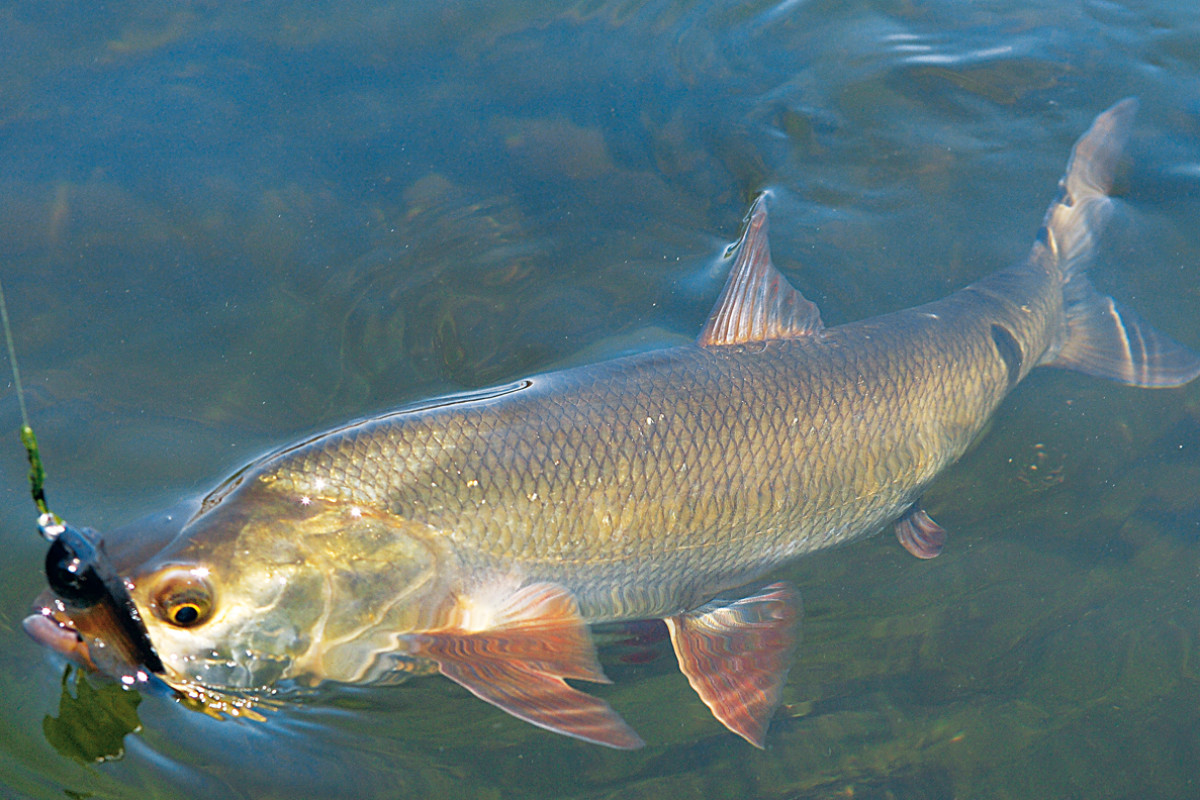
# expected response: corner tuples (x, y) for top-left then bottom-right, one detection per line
(3, 2), (1200, 798)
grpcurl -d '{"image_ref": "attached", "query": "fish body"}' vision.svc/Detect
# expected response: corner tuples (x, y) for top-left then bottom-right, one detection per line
(25, 100), (1200, 748)
(252, 276), (1029, 624)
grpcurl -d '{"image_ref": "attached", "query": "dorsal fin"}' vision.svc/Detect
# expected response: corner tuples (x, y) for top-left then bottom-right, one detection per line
(698, 195), (823, 348)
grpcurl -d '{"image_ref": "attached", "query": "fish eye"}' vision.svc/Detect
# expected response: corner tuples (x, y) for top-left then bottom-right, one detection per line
(151, 570), (215, 628)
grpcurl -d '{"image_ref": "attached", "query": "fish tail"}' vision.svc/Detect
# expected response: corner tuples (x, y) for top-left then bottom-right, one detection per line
(1038, 98), (1200, 387)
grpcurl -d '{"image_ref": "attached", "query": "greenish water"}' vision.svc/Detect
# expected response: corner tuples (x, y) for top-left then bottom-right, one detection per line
(3, 2), (1200, 798)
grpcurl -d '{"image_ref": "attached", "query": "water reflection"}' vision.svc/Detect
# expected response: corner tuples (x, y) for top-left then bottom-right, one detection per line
(44, 668), (142, 766)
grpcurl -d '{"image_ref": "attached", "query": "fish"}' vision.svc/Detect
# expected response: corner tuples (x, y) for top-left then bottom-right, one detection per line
(24, 99), (1200, 749)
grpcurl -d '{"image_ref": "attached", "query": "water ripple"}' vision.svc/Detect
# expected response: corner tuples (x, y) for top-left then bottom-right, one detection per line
(883, 31), (1020, 67)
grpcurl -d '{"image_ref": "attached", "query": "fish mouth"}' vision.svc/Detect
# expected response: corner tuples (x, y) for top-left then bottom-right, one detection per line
(23, 594), (98, 672)
(23, 589), (159, 686)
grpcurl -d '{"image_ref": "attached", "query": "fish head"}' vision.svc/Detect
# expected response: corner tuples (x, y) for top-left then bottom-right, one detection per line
(126, 475), (446, 692)
(26, 472), (446, 710)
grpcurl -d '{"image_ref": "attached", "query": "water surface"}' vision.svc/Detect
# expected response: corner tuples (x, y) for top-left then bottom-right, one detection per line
(2, 2), (1200, 798)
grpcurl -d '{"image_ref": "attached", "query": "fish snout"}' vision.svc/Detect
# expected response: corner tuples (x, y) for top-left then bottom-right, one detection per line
(23, 587), (159, 683)
(22, 596), (98, 671)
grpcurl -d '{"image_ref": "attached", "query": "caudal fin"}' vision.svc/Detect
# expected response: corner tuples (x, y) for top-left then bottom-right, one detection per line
(1053, 280), (1200, 387)
(1037, 99), (1200, 387)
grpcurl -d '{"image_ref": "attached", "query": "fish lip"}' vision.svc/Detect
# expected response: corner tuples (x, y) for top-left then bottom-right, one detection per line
(24, 587), (161, 684)
(22, 594), (98, 671)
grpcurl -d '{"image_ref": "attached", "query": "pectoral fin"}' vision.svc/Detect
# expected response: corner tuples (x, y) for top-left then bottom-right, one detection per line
(415, 583), (643, 750)
(665, 582), (799, 748)
(894, 502), (947, 559)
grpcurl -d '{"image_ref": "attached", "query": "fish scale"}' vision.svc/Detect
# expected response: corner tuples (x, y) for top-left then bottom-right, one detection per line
(266, 280), (1029, 622)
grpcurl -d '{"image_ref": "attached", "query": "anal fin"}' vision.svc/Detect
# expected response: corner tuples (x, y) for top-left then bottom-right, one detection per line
(415, 583), (643, 750)
(894, 502), (947, 559)
(665, 582), (799, 748)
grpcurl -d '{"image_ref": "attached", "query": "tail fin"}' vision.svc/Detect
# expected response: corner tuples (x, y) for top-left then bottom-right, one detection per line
(1038, 99), (1200, 387)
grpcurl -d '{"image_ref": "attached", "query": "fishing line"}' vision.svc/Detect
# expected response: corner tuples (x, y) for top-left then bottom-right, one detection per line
(0, 278), (30, 429)
(0, 277), (55, 522)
